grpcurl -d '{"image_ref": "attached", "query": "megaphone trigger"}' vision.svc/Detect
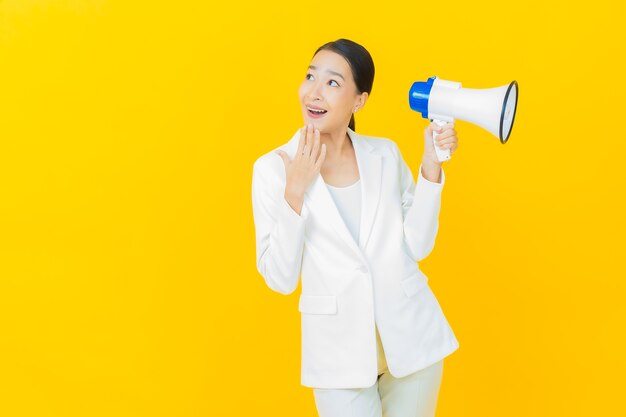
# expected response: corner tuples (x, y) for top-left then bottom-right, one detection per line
(431, 119), (451, 162)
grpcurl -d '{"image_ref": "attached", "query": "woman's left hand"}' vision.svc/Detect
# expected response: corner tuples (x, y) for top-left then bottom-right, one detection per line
(422, 121), (459, 167)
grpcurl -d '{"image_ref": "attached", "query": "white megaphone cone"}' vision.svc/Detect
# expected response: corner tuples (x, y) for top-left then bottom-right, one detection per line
(409, 76), (519, 161)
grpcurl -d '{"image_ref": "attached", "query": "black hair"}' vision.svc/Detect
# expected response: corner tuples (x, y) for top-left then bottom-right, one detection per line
(313, 39), (375, 132)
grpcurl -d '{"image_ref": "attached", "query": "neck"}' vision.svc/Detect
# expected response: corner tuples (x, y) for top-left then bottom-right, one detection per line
(320, 127), (352, 158)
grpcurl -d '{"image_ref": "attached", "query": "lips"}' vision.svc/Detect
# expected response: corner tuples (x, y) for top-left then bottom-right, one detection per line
(306, 105), (327, 118)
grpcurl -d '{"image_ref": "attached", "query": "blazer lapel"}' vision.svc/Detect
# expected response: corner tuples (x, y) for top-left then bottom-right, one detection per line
(351, 129), (382, 251)
(284, 128), (381, 259)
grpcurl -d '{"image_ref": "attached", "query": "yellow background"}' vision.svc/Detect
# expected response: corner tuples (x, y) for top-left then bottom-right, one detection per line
(1, 0), (625, 416)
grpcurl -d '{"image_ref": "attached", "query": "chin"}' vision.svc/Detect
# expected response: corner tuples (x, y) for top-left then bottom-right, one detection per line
(302, 117), (337, 134)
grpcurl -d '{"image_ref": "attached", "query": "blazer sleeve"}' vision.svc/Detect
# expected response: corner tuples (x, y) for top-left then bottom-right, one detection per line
(251, 156), (309, 295)
(394, 143), (446, 262)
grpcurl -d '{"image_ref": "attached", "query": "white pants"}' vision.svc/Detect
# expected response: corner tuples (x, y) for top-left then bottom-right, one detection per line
(312, 359), (444, 417)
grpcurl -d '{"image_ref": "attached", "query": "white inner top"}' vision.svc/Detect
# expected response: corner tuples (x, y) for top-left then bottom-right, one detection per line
(325, 179), (362, 244)
(325, 178), (388, 374)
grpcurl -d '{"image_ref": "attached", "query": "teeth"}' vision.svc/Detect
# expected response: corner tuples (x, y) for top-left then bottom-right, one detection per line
(308, 108), (326, 113)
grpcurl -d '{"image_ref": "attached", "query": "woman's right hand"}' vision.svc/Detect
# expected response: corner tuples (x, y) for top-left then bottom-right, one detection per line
(275, 124), (327, 200)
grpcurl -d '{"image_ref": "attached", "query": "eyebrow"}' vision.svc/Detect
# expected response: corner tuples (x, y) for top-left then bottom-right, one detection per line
(308, 65), (345, 81)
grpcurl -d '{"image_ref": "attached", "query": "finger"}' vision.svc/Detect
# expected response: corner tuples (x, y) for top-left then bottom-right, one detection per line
(436, 140), (457, 149)
(436, 135), (457, 146)
(314, 143), (327, 170)
(296, 128), (305, 159)
(304, 123), (313, 158)
(428, 121), (444, 136)
(435, 129), (456, 141)
(301, 125), (308, 158)
(275, 150), (290, 166)
(303, 125), (312, 158)
(310, 129), (321, 160)
(439, 122), (455, 132)
(300, 125), (311, 157)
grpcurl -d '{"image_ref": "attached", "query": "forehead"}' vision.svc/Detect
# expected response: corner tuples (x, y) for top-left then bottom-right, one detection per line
(309, 50), (352, 81)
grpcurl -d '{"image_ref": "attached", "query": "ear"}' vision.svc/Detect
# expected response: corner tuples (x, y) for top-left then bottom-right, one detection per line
(354, 92), (369, 112)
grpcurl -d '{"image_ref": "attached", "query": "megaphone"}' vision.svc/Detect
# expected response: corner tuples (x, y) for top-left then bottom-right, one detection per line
(409, 76), (519, 161)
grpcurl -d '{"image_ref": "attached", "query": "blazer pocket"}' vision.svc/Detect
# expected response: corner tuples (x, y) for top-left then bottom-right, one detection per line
(401, 272), (429, 298)
(298, 294), (338, 315)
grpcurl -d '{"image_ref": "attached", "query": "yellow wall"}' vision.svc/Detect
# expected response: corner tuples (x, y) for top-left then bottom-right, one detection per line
(1, 0), (624, 416)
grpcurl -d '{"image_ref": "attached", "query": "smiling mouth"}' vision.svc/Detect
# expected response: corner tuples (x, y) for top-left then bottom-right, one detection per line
(307, 107), (328, 117)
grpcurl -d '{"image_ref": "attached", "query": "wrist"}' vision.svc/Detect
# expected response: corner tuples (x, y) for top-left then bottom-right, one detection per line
(285, 186), (305, 203)
(284, 188), (304, 215)
(420, 160), (442, 183)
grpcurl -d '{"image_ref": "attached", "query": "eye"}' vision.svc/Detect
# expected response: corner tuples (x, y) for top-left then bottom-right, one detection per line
(329, 79), (339, 87)
(305, 73), (314, 80)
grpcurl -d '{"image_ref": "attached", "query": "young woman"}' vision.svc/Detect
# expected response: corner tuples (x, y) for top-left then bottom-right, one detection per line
(251, 39), (460, 417)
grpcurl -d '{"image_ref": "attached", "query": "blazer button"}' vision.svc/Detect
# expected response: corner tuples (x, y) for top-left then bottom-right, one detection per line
(358, 265), (369, 274)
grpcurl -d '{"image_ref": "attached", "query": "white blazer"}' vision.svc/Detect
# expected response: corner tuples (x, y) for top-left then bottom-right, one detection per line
(251, 127), (459, 389)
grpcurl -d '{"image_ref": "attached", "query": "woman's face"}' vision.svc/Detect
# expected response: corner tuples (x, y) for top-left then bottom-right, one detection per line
(298, 49), (366, 133)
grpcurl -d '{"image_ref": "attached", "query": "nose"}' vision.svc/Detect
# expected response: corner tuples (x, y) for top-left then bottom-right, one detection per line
(306, 80), (323, 102)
